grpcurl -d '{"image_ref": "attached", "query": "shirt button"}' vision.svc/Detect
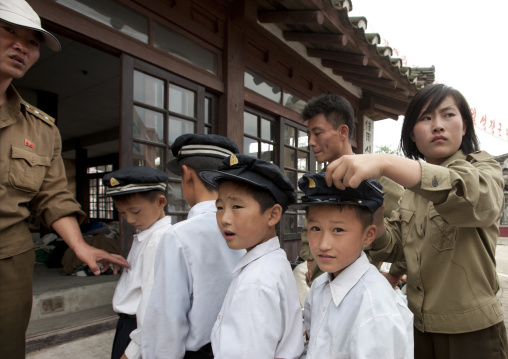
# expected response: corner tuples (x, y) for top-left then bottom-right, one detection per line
(432, 176), (438, 187)
(217, 314), (221, 320)
(417, 286), (422, 291)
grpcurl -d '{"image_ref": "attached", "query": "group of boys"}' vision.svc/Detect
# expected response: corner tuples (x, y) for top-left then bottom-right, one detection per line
(103, 93), (414, 359)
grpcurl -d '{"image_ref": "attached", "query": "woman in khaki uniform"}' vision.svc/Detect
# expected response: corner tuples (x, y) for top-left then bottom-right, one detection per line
(0, 1), (128, 358)
(325, 84), (507, 359)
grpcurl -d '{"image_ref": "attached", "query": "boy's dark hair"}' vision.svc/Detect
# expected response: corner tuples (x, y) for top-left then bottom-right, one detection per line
(179, 156), (225, 193)
(306, 203), (373, 231)
(112, 189), (166, 205)
(302, 93), (355, 140)
(400, 84), (480, 160)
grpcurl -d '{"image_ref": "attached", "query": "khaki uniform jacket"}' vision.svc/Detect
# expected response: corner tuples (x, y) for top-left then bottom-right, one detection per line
(300, 175), (405, 281)
(370, 150), (505, 334)
(0, 86), (85, 259)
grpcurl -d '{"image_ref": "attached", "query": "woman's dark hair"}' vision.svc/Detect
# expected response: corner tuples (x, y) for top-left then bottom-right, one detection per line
(400, 84), (479, 160)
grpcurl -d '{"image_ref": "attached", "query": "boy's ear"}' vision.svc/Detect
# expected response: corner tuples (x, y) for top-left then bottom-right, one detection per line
(158, 194), (167, 208)
(181, 165), (194, 184)
(363, 224), (377, 246)
(267, 204), (283, 227)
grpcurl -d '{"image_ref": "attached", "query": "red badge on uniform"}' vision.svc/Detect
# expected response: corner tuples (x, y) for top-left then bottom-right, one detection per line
(24, 139), (34, 148)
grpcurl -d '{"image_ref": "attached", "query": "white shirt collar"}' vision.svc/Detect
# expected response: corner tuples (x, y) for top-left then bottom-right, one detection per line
(187, 200), (217, 219)
(135, 216), (172, 242)
(327, 251), (370, 307)
(232, 236), (280, 273)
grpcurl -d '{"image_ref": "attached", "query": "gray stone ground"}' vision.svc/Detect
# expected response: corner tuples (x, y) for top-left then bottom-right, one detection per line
(27, 239), (508, 358)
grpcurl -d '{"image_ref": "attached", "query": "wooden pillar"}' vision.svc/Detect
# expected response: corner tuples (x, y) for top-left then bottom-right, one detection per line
(219, 0), (256, 151)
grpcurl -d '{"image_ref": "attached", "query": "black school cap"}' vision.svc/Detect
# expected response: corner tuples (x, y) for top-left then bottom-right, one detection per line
(102, 166), (168, 197)
(200, 154), (296, 212)
(167, 134), (239, 176)
(289, 172), (384, 213)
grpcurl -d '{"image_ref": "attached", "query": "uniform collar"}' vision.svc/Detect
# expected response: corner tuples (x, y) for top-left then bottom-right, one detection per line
(438, 150), (466, 167)
(135, 216), (172, 242)
(327, 251), (370, 307)
(232, 236), (280, 273)
(187, 200), (217, 220)
(0, 85), (24, 128)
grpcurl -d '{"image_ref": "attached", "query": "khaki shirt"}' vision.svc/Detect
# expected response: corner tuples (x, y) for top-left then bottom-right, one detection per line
(370, 150), (505, 334)
(0, 86), (85, 259)
(300, 175), (405, 281)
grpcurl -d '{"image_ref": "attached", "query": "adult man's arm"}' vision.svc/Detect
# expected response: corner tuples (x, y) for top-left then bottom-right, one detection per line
(52, 216), (128, 275)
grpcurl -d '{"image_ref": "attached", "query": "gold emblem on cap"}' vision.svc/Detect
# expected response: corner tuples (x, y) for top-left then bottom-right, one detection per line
(230, 154), (239, 166)
(110, 178), (120, 186)
(308, 178), (316, 188)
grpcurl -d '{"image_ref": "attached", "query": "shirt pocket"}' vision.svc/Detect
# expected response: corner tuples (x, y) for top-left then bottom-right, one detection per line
(428, 206), (456, 251)
(9, 145), (51, 193)
(399, 209), (414, 245)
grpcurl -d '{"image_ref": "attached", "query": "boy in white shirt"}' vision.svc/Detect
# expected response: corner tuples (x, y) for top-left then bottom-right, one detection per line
(290, 173), (413, 359)
(200, 154), (304, 359)
(140, 134), (245, 359)
(102, 166), (173, 359)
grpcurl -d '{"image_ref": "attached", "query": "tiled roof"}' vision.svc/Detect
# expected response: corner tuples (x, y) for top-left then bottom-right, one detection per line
(256, 0), (436, 120)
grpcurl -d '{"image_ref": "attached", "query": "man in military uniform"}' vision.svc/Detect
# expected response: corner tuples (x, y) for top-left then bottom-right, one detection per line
(0, 1), (128, 358)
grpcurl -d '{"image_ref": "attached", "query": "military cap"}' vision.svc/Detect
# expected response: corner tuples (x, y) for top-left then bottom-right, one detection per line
(102, 166), (168, 197)
(289, 172), (384, 213)
(200, 154), (296, 212)
(167, 134), (239, 176)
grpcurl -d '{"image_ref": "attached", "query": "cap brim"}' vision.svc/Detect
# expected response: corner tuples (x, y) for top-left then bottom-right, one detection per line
(0, 16), (61, 51)
(167, 159), (181, 176)
(288, 198), (364, 210)
(200, 170), (268, 191)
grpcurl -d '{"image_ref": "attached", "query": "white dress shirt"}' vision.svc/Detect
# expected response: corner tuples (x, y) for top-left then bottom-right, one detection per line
(111, 216), (173, 359)
(211, 236), (304, 359)
(301, 252), (414, 359)
(139, 200), (245, 359)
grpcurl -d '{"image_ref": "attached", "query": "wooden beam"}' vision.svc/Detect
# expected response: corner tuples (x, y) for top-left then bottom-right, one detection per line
(350, 81), (410, 101)
(307, 48), (368, 66)
(258, 11), (324, 25)
(371, 108), (399, 120)
(322, 59), (381, 78)
(283, 32), (347, 46)
(339, 72), (397, 89)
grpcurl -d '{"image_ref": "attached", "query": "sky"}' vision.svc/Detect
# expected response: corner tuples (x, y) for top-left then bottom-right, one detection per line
(349, 0), (508, 157)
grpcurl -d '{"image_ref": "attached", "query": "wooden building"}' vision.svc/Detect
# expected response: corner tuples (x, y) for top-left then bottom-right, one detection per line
(21, 0), (435, 259)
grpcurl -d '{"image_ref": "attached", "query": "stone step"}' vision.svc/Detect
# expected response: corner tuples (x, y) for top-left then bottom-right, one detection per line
(27, 305), (117, 354)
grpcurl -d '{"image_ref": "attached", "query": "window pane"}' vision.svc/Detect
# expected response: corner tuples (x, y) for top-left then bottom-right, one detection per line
(261, 118), (273, 141)
(260, 143), (273, 163)
(284, 213), (298, 234)
(297, 130), (308, 150)
(169, 116), (195, 145)
(298, 151), (308, 171)
(285, 169), (297, 187)
(284, 125), (296, 146)
(204, 98), (211, 124)
(244, 137), (258, 158)
(153, 22), (217, 74)
(56, 0), (148, 43)
(132, 143), (164, 170)
(244, 112), (257, 137)
(133, 106), (164, 143)
(134, 71), (164, 108)
(167, 181), (191, 213)
(244, 69), (281, 103)
(283, 91), (307, 113)
(169, 84), (195, 117)
(284, 147), (295, 169)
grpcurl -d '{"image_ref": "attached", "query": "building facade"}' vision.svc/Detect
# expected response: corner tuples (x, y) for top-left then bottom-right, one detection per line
(21, 0), (435, 258)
